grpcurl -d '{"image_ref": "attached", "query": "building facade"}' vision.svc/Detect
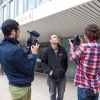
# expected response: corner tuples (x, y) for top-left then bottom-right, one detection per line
(0, 0), (100, 79)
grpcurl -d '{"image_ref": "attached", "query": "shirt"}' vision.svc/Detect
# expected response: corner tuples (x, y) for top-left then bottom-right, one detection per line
(54, 48), (58, 54)
(69, 40), (100, 93)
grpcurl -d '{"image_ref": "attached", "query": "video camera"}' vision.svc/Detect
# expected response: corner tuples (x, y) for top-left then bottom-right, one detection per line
(69, 35), (81, 65)
(69, 35), (80, 45)
(24, 30), (40, 55)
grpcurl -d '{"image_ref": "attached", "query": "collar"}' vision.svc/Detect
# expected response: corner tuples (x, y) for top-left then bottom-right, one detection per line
(89, 40), (98, 43)
(49, 44), (61, 52)
(1, 36), (19, 44)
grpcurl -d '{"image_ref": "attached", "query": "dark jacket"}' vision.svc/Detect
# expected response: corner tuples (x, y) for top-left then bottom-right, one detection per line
(41, 44), (68, 79)
(0, 36), (37, 87)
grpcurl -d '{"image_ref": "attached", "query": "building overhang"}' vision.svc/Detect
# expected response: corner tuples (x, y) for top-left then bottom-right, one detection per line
(0, 0), (100, 44)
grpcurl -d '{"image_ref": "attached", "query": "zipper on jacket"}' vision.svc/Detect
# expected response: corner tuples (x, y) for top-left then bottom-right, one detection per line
(56, 53), (59, 78)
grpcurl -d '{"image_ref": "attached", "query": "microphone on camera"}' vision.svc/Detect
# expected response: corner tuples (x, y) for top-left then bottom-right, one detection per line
(27, 30), (40, 38)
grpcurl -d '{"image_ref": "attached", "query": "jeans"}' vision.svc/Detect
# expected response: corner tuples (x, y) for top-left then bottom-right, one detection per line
(47, 76), (66, 100)
(78, 87), (99, 100)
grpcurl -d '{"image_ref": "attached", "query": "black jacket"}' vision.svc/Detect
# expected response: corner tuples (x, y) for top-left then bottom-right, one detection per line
(41, 44), (68, 79)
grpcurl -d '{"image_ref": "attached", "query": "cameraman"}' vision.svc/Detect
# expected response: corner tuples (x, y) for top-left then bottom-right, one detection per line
(69, 24), (100, 100)
(0, 19), (39, 100)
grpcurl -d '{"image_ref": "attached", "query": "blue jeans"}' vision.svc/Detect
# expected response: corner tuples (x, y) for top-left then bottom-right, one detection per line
(47, 76), (66, 100)
(78, 87), (99, 100)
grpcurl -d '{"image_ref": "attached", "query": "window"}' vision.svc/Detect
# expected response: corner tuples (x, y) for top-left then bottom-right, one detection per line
(40, 0), (45, 2)
(61, 35), (85, 79)
(17, 0), (23, 15)
(3, 5), (6, 21)
(0, 0), (3, 5)
(0, 9), (1, 25)
(40, 0), (49, 3)
(9, 0), (14, 18)
(27, 0), (33, 9)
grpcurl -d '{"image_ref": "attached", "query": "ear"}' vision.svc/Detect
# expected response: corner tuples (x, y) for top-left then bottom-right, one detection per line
(13, 32), (15, 35)
(12, 29), (15, 35)
(49, 39), (52, 43)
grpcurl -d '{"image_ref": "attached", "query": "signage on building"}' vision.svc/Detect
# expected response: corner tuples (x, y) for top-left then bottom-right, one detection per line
(14, 10), (33, 25)
(0, 26), (2, 33)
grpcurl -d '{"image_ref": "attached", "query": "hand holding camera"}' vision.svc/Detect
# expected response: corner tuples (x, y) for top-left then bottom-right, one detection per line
(31, 43), (40, 55)
(79, 37), (83, 43)
(69, 35), (83, 46)
(69, 39), (74, 46)
(68, 35), (83, 65)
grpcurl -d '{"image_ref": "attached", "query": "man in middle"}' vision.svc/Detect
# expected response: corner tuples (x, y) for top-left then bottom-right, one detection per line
(41, 34), (68, 100)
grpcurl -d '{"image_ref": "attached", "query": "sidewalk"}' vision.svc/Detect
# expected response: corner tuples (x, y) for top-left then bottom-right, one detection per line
(0, 73), (99, 100)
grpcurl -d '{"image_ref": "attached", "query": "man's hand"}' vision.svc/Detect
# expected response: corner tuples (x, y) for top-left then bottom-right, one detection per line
(79, 37), (83, 43)
(31, 43), (40, 54)
(49, 71), (53, 76)
(69, 39), (74, 46)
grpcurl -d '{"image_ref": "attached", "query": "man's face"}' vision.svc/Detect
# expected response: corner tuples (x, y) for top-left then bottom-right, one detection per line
(50, 35), (59, 44)
(12, 25), (20, 39)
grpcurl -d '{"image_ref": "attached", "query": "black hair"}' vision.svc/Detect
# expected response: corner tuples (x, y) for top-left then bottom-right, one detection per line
(1, 19), (19, 36)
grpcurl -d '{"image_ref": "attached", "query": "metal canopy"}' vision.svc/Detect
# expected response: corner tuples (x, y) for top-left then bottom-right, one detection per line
(0, 0), (100, 44)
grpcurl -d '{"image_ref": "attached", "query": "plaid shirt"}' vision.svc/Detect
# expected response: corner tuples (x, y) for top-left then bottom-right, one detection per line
(69, 40), (100, 93)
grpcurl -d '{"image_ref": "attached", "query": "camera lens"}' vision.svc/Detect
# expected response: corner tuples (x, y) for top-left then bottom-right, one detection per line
(69, 35), (80, 45)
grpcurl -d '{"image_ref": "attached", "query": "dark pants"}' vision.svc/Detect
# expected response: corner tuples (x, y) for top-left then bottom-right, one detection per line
(47, 76), (66, 100)
(78, 87), (99, 100)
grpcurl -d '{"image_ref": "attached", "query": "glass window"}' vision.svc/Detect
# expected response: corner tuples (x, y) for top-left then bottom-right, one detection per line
(3, 5), (6, 21)
(36, 42), (49, 73)
(40, 0), (45, 2)
(17, 0), (23, 15)
(61, 35), (86, 79)
(61, 37), (76, 79)
(9, 0), (14, 18)
(61, 35), (81, 79)
(27, 0), (33, 9)
(40, 0), (49, 3)
(0, 9), (1, 25)
(0, 0), (3, 5)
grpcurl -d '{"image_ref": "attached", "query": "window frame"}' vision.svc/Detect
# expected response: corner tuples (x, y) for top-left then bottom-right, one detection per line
(3, 5), (6, 21)
(16, 0), (24, 15)
(39, 0), (51, 4)
(26, 0), (34, 11)
(9, 0), (14, 18)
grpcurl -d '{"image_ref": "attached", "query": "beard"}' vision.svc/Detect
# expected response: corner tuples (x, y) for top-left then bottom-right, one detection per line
(14, 32), (19, 40)
(15, 35), (18, 39)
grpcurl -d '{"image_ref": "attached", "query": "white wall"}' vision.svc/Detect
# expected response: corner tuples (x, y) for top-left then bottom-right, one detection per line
(33, 0), (91, 21)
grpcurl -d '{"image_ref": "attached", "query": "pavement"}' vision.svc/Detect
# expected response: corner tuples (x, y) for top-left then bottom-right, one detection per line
(0, 73), (100, 100)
